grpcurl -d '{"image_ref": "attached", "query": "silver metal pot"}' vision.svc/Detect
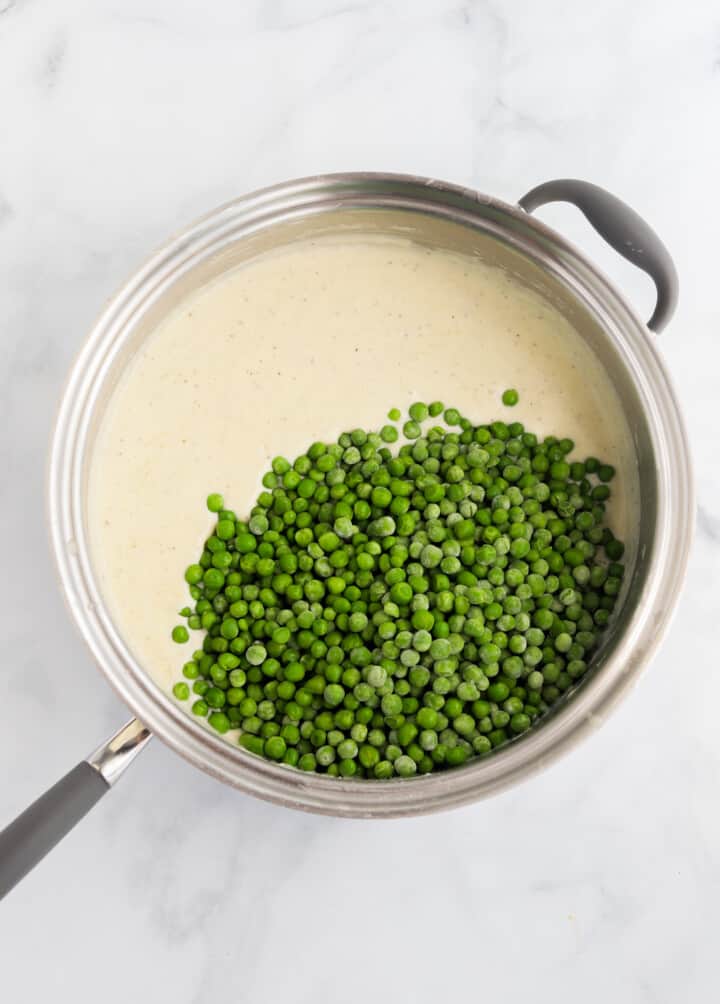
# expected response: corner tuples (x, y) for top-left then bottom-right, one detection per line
(0, 174), (693, 898)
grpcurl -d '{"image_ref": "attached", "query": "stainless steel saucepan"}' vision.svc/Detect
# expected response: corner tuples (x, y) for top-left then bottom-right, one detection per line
(0, 174), (693, 899)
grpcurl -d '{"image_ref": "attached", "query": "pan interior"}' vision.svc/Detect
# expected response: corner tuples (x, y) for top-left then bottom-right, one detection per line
(81, 205), (647, 754)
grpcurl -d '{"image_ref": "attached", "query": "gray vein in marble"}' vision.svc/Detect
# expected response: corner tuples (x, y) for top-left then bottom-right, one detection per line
(697, 504), (720, 542)
(463, 0), (507, 45)
(40, 33), (66, 89)
(0, 192), (13, 227)
(464, 3), (515, 173)
(463, 4), (556, 150)
(260, 2), (368, 32)
(493, 94), (556, 139)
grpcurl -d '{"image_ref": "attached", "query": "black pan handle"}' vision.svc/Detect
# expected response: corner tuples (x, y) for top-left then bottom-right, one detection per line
(0, 718), (151, 900)
(519, 179), (678, 333)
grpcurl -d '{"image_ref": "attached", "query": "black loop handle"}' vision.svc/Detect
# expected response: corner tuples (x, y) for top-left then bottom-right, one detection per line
(519, 179), (678, 333)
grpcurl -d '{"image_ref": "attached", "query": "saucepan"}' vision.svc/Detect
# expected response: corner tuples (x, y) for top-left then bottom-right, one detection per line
(0, 174), (693, 899)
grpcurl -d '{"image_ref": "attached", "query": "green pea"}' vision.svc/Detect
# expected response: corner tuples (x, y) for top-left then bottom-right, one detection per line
(175, 401), (623, 778)
(409, 402), (429, 423)
(403, 420), (421, 440)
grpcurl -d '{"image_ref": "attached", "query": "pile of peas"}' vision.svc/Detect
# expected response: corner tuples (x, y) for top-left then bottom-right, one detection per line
(171, 398), (625, 779)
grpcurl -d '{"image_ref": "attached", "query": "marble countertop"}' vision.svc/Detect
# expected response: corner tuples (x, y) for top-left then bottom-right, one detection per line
(1, 1), (718, 1000)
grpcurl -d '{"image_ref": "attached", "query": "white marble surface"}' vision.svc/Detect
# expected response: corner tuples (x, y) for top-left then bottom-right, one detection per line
(1, 1), (719, 1000)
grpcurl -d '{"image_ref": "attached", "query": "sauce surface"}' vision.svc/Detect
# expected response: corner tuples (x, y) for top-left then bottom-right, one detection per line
(88, 238), (637, 690)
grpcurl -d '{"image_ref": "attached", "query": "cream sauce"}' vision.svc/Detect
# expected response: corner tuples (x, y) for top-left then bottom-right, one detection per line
(88, 238), (637, 690)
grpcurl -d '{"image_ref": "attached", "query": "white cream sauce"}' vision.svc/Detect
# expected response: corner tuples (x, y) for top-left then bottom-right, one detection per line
(88, 238), (637, 690)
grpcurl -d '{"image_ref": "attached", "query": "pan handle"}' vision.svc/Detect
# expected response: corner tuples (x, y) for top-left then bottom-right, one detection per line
(0, 718), (151, 900)
(518, 179), (678, 333)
